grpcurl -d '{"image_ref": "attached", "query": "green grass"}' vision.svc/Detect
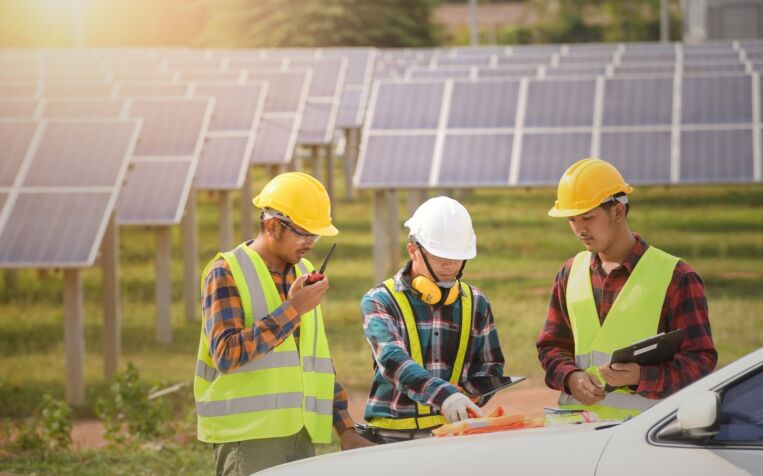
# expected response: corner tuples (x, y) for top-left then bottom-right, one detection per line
(1, 167), (762, 473)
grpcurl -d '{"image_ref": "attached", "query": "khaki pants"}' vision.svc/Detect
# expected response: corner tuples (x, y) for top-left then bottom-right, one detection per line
(213, 428), (315, 475)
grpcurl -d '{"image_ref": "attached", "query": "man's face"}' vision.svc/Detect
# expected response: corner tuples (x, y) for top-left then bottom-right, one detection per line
(267, 219), (320, 265)
(408, 243), (463, 283)
(567, 205), (618, 253)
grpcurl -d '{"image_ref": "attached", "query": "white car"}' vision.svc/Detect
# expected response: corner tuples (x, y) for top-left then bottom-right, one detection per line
(259, 347), (763, 476)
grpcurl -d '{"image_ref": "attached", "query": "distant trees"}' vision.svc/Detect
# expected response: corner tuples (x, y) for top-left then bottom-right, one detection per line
(196, 0), (442, 48)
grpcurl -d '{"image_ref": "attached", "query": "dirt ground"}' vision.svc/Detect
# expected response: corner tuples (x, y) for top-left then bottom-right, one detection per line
(69, 383), (559, 450)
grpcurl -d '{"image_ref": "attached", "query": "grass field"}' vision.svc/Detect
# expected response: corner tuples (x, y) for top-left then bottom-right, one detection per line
(1, 169), (762, 473)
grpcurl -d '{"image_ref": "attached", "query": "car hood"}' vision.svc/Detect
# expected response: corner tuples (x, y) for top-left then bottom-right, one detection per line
(259, 423), (618, 476)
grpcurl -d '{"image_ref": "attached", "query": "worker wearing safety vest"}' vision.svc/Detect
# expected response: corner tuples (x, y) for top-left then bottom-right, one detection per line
(194, 172), (373, 475)
(537, 158), (718, 420)
(360, 196), (505, 443)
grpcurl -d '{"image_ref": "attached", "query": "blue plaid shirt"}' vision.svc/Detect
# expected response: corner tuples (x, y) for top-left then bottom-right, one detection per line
(361, 263), (505, 421)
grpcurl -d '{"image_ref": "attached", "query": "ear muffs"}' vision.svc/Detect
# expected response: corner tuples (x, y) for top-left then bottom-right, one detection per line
(411, 276), (460, 306)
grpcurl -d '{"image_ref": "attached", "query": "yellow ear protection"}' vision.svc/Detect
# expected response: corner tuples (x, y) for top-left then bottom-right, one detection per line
(410, 243), (466, 307)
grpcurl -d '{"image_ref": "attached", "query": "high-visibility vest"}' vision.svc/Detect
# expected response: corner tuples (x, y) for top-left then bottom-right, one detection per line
(558, 246), (679, 420)
(370, 279), (473, 431)
(194, 243), (336, 444)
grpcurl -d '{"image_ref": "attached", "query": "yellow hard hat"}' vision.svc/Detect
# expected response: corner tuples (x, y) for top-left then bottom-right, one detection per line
(548, 158), (634, 218)
(252, 172), (338, 236)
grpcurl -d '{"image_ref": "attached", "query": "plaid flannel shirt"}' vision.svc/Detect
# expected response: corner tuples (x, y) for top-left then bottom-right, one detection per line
(201, 242), (353, 434)
(536, 233), (718, 399)
(361, 264), (505, 421)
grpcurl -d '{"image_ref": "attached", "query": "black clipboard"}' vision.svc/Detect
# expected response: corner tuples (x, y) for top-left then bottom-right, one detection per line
(610, 328), (685, 366)
(466, 375), (526, 397)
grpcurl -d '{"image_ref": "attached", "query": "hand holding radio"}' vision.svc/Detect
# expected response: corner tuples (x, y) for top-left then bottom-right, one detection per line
(304, 243), (336, 286)
(289, 273), (329, 315)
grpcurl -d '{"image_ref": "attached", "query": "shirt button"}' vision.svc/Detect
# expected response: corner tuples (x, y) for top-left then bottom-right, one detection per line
(434, 331), (439, 336)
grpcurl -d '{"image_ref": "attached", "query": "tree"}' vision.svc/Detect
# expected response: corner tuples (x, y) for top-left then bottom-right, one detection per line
(196, 0), (442, 48)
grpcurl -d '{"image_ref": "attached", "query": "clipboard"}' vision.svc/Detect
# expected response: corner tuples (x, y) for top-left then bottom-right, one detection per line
(466, 375), (526, 397)
(605, 328), (685, 392)
(610, 328), (685, 366)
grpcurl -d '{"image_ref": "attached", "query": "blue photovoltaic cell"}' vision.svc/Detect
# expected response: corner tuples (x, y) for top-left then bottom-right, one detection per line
(603, 77), (673, 126)
(288, 59), (344, 98)
(24, 121), (137, 187)
(324, 49), (371, 84)
(130, 99), (209, 156)
(680, 129), (754, 182)
(117, 160), (192, 224)
(518, 132), (592, 185)
(247, 71), (308, 114)
(545, 65), (607, 77)
(250, 116), (295, 165)
(497, 56), (552, 66)
(0, 99), (37, 118)
(614, 63), (674, 75)
(408, 69), (471, 80)
(335, 88), (361, 129)
(356, 135), (435, 187)
(683, 63), (746, 74)
(196, 136), (249, 190)
(447, 80), (519, 128)
(0, 191), (110, 266)
(477, 67), (537, 78)
(438, 134), (512, 186)
(371, 82), (444, 130)
(436, 56), (492, 67)
(0, 120), (37, 186)
(297, 101), (334, 145)
(599, 131), (671, 183)
(682, 76), (752, 124)
(195, 83), (265, 132)
(525, 79), (596, 127)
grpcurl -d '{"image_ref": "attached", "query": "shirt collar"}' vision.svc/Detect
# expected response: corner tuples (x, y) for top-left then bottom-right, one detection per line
(589, 232), (649, 275)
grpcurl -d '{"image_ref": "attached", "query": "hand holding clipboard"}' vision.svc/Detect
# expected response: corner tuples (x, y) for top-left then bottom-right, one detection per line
(603, 328), (685, 392)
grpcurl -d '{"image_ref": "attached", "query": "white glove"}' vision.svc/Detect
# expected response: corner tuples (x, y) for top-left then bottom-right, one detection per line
(441, 392), (483, 423)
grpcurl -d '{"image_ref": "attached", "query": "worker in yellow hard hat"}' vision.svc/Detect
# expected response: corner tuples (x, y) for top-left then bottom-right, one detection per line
(537, 158), (718, 420)
(194, 172), (372, 475)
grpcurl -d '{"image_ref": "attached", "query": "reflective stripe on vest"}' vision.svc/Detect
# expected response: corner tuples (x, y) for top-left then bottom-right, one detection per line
(370, 279), (473, 431)
(559, 246), (679, 420)
(193, 243), (335, 444)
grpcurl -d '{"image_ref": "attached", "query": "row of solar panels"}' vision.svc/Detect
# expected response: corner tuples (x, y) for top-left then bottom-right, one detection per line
(353, 74), (763, 189)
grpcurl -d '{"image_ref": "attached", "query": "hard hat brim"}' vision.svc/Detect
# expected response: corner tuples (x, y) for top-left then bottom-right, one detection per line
(547, 204), (598, 218)
(307, 223), (339, 237)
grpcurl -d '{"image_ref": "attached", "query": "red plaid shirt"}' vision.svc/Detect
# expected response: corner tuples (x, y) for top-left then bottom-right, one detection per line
(536, 233), (717, 399)
(202, 243), (353, 434)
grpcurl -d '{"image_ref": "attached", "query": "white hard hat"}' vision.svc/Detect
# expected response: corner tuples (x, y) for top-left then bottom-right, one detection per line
(404, 196), (477, 260)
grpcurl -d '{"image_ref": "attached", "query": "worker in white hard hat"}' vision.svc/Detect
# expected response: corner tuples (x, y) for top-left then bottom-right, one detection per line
(358, 196), (505, 443)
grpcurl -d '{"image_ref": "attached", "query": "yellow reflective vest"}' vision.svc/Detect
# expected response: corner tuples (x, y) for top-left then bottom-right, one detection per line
(194, 243), (335, 444)
(369, 279), (473, 431)
(558, 246), (679, 420)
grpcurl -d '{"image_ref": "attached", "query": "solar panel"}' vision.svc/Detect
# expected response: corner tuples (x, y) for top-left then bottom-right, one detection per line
(288, 58), (345, 98)
(24, 120), (138, 187)
(447, 80), (519, 128)
(599, 131), (672, 183)
(0, 84), (38, 98)
(0, 120), (38, 186)
(194, 82), (267, 132)
(0, 99), (38, 118)
(118, 82), (189, 98)
(0, 191), (111, 266)
(370, 81), (444, 130)
(497, 55), (553, 66)
(356, 135), (436, 187)
(613, 63), (674, 75)
(435, 56), (493, 67)
(476, 67), (538, 79)
(128, 98), (212, 156)
(335, 88), (362, 129)
(524, 79), (596, 127)
(438, 134), (513, 186)
(518, 132), (592, 185)
(42, 82), (115, 98)
(407, 67), (472, 80)
(545, 65), (607, 77)
(683, 63), (747, 74)
(196, 136), (250, 189)
(603, 77), (673, 126)
(297, 100), (336, 144)
(0, 119), (138, 267)
(42, 99), (124, 118)
(681, 75), (752, 124)
(249, 116), (299, 165)
(246, 70), (310, 113)
(116, 160), (193, 224)
(111, 71), (175, 83)
(680, 129), (754, 182)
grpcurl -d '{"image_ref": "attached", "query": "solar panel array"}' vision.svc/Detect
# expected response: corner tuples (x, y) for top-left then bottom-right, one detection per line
(356, 41), (763, 189)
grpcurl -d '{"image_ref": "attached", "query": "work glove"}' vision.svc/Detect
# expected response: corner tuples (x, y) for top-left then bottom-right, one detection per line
(441, 392), (484, 423)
